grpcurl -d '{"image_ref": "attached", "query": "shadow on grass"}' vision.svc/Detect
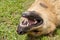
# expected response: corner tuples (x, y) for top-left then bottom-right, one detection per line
(25, 33), (56, 40)
(25, 35), (42, 40)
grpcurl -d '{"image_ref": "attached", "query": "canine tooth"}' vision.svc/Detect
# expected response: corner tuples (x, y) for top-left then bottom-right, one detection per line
(34, 21), (37, 24)
(34, 19), (37, 24)
(20, 24), (27, 27)
(20, 17), (29, 27)
(20, 21), (28, 27)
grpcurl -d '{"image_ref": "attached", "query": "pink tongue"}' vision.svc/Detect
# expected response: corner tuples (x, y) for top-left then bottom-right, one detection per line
(28, 20), (37, 25)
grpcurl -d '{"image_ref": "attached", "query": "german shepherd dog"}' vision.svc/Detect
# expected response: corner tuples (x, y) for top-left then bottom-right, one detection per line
(17, 0), (60, 40)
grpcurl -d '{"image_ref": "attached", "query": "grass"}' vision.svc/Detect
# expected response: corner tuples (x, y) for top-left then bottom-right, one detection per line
(0, 0), (33, 40)
(0, 0), (60, 40)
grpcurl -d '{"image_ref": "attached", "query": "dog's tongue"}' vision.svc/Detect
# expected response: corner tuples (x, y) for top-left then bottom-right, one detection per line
(20, 17), (37, 27)
(28, 19), (37, 25)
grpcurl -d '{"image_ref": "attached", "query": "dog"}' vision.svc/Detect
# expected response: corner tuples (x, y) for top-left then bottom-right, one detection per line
(17, 0), (60, 40)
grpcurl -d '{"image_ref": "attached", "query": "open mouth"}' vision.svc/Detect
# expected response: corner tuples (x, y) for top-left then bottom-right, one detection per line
(20, 12), (43, 27)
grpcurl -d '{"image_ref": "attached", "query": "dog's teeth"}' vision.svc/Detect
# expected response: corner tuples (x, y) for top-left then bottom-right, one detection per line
(34, 21), (37, 24)
(34, 19), (37, 24)
(22, 18), (28, 25)
(22, 20), (27, 25)
(20, 24), (27, 27)
(20, 21), (28, 27)
(20, 18), (29, 27)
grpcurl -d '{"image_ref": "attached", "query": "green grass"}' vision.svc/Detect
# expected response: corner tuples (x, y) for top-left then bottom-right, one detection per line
(0, 0), (33, 40)
(0, 0), (60, 40)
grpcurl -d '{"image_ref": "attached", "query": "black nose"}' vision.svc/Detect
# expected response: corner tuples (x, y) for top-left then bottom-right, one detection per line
(17, 29), (24, 35)
(17, 28), (27, 35)
(17, 25), (26, 35)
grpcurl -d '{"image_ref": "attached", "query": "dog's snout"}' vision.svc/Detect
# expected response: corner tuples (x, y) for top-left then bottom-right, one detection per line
(17, 25), (27, 35)
(22, 12), (30, 17)
(17, 29), (24, 35)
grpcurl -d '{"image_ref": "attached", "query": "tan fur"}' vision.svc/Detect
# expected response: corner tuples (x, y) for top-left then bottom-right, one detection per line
(25, 0), (60, 36)
(19, 0), (60, 37)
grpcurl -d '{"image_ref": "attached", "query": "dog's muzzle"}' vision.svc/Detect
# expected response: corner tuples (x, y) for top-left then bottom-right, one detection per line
(17, 11), (43, 35)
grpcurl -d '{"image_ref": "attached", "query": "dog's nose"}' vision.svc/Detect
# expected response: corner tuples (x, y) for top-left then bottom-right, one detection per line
(17, 25), (26, 35)
(17, 29), (24, 35)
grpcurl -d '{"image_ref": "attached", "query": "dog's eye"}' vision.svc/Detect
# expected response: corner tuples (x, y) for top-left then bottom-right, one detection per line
(40, 3), (48, 8)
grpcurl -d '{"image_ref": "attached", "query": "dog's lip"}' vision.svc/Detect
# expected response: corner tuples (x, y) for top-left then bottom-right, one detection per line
(20, 15), (43, 28)
(20, 17), (37, 27)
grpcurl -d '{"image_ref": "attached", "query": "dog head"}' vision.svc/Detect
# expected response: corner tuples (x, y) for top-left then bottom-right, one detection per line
(17, 11), (43, 35)
(17, 0), (57, 36)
